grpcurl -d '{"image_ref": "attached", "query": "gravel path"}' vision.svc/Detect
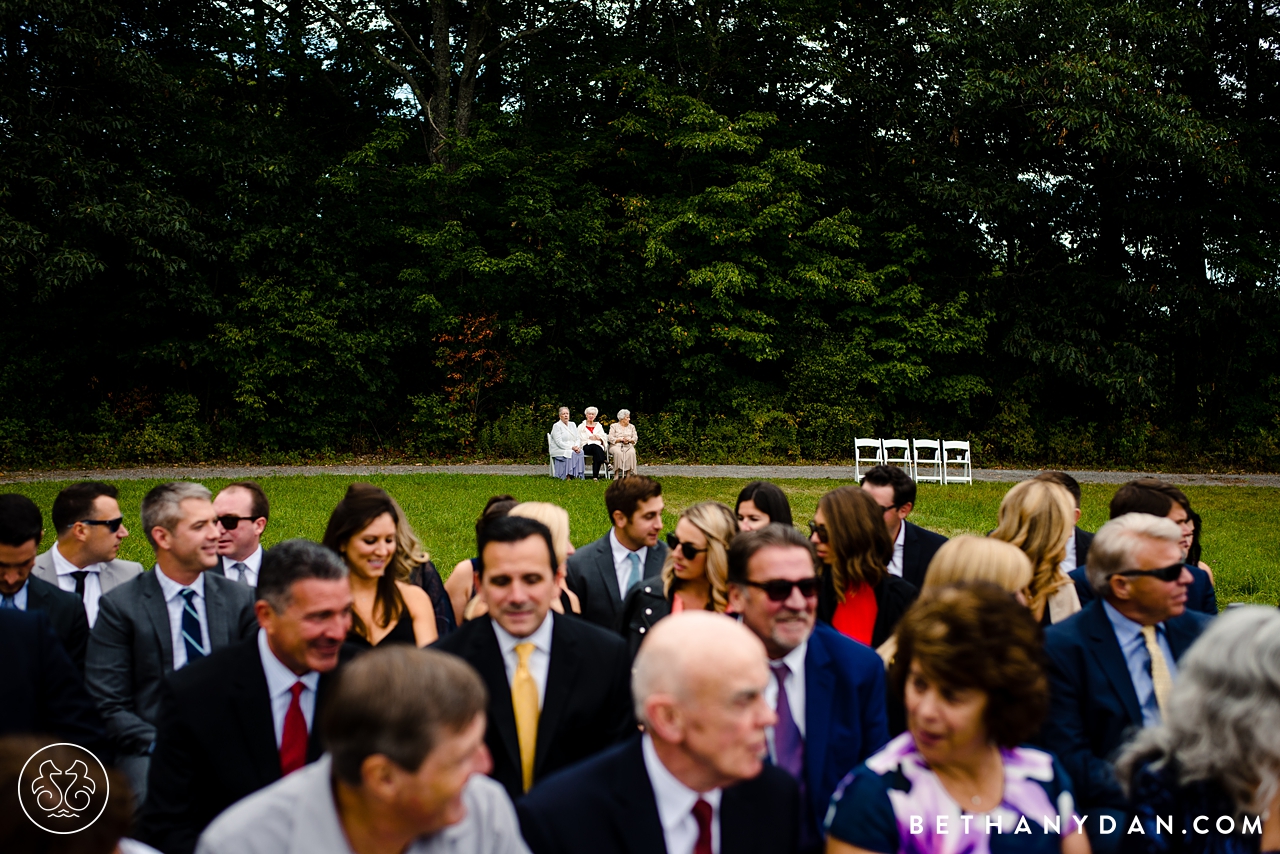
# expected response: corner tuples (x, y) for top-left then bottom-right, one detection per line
(2, 463), (1278, 487)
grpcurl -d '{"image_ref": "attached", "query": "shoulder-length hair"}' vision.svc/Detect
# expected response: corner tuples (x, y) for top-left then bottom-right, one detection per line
(990, 479), (1075, 621)
(924, 536), (1033, 595)
(661, 501), (738, 612)
(819, 486), (890, 600)
(735, 480), (794, 527)
(1118, 607), (1280, 816)
(322, 483), (411, 639)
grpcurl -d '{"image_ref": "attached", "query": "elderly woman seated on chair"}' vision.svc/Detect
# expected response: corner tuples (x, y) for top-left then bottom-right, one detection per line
(578, 406), (609, 480)
(608, 409), (638, 478)
(550, 407), (585, 480)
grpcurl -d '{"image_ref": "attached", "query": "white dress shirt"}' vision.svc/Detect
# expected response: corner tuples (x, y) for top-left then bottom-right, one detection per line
(764, 637), (809, 764)
(491, 612), (554, 709)
(609, 529), (649, 599)
(51, 542), (106, 627)
(223, 546), (263, 586)
(1059, 533), (1078, 575)
(642, 733), (723, 854)
(257, 628), (320, 746)
(3, 579), (31, 609)
(885, 521), (906, 578)
(154, 565), (212, 670)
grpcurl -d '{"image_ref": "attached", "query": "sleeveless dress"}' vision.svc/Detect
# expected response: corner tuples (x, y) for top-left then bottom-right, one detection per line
(345, 609), (417, 649)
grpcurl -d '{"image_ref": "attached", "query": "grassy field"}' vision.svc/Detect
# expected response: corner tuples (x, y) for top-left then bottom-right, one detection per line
(6, 475), (1278, 605)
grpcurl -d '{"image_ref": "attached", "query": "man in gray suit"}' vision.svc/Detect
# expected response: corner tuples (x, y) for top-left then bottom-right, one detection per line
(86, 482), (257, 803)
(32, 481), (142, 628)
(196, 646), (529, 854)
(208, 480), (269, 587)
(566, 475), (668, 630)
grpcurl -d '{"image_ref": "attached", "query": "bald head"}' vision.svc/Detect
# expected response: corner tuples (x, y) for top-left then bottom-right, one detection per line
(632, 611), (775, 792)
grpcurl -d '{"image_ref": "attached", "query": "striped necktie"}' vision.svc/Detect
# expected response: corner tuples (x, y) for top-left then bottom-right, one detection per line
(179, 589), (206, 665)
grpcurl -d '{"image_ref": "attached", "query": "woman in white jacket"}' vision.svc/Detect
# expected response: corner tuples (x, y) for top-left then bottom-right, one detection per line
(549, 407), (585, 480)
(578, 406), (609, 480)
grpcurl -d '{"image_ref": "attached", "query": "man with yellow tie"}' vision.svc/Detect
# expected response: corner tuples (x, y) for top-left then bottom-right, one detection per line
(433, 514), (634, 801)
(1038, 512), (1214, 854)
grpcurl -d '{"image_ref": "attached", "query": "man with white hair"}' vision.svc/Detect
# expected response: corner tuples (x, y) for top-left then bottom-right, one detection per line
(86, 481), (258, 803)
(1038, 512), (1214, 854)
(517, 611), (799, 854)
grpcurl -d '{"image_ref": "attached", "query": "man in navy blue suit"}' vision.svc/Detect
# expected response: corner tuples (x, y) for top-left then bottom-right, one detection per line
(517, 611), (799, 854)
(1069, 478), (1217, 615)
(860, 465), (948, 590)
(726, 524), (888, 854)
(1039, 513), (1213, 854)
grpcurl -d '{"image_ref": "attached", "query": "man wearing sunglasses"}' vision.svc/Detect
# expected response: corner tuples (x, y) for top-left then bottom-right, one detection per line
(1038, 513), (1213, 854)
(726, 524), (889, 854)
(210, 481), (269, 587)
(32, 481), (142, 629)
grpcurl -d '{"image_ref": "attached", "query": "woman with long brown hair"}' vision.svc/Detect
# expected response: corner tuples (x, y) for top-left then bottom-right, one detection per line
(990, 478), (1081, 625)
(322, 483), (438, 648)
(811, 485), (918, 648)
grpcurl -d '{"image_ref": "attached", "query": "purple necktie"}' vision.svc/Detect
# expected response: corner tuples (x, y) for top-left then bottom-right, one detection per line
(772, 661), (815, 848)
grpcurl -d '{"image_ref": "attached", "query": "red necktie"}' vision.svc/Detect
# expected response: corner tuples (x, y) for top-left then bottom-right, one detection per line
(279, 682), (308, 776)
(693, 798), (713, 854)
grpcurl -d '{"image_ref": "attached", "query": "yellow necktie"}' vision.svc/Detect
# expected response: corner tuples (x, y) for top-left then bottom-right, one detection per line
(512, 642), (540, 792)
(1140, 625), (1173, 715)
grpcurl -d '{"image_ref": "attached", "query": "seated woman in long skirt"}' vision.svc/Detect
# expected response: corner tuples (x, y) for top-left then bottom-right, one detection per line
(608, 409), (638, 478)
(550, 406), (585, 480)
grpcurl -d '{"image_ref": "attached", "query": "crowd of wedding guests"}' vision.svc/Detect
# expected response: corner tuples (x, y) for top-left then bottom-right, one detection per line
(1, 467), (1276, 854)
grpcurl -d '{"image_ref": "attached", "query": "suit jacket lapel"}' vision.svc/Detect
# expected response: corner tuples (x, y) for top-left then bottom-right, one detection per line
(608, 738), (667, 854)
(900, 522), (920, 587)
(207, 557), (227, 578)
(232, 642), (282, 785)
(1083, 603), (1143, 726)
(140, 571), (175, 674)
(1165, 615), (1202, 661)
(32, 551), (57, 585)
(205, 575), (231, 648)
(802, 632), (834, 814)
(596, 542), (622, 606)
(471, 617), (521, 774)
(643, 542), (666, 581)
(534, 614), (576, 776)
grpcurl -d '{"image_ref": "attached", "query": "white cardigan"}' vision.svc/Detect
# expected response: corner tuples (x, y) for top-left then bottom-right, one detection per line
(578, 420), (608, 448)
(550, 420), (579, 458)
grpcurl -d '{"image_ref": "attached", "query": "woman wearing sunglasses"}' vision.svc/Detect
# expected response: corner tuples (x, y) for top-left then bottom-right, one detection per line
(810, 485), (918, 649)
(618, 501), (738, 659)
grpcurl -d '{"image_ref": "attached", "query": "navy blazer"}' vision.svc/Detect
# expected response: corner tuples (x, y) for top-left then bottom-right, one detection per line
(800, 622), (890, 840)
(1074, 527), (1095, 567)
(23, 575), (91, 671)
(901, 521), (948, 590)
(1038, 601), (1213, 811)
(566, 533), (668, 631)
(517, 735), (800, 854)
(1070, 565), (1218, 615)
(0, 608), (106, 752)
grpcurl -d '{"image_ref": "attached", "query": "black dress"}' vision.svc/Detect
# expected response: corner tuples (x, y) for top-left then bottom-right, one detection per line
(345, 609), (417, 649)
(408, 559), (458, 638)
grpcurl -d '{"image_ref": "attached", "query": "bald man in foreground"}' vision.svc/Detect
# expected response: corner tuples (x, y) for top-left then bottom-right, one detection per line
(517, 611), (800, 854)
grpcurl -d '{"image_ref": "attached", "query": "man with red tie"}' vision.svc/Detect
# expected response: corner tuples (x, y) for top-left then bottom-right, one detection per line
(137, 539), (353, 854)
(518, 611), (800, 854)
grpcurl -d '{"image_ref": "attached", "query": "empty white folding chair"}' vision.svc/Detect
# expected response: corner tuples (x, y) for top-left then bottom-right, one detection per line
(546, 433), (557, 477)
(912, 439), (943, 484)
(854, 438), (883, 479)
(881, 438), (912, 476)
(942, 440), (973, 485)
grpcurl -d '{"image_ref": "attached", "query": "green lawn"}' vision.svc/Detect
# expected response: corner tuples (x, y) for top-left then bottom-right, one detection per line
(7, 476), (1277, 605)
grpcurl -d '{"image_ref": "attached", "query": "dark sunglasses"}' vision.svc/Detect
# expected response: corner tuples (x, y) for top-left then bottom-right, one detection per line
(744, 578), (820, 602)
(666, 533), (709, 560)
(81, 517), (124, 533)
(217, 514), (262, 530)
(1118, 563), (1185, 582)
(807, 520), (829, 543)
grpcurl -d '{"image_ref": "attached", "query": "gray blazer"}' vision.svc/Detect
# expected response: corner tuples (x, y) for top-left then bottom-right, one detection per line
(565, 533), (668, 631)
(85, 569), (257, 754)
(195, 755), (530, 854)
(32, 548), (144, 594)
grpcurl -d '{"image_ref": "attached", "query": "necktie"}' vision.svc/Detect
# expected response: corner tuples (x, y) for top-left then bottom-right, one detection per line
(693, 798), (713, 854)
(71, 571), (89, 599)
(772, 661), (816, 849)
(179, 589), (206, 665)
(625, 551), (642, 595)
(279, 682), (308, 775)
(1141, 625), (1173, 713)
(512, 642), (540, 792)
(0, 595), (15, 609)
(230, 562), (250, 585)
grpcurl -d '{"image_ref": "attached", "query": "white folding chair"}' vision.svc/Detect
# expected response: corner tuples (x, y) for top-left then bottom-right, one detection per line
(854, 438), (883, 479)
(912, 439), (943, 484)
(881, 438), (912, 476)
(942, 440), (973, 485)
(546, 433), (557, 477)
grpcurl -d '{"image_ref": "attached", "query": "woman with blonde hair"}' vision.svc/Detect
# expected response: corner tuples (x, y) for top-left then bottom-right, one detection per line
(990, 479), (1081, 625)
(618, 500), (738, 658)
(811, 485), (918, 649)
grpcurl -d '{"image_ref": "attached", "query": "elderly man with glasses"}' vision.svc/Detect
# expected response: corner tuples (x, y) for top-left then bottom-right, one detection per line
(1037, 512), (1214, 854)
